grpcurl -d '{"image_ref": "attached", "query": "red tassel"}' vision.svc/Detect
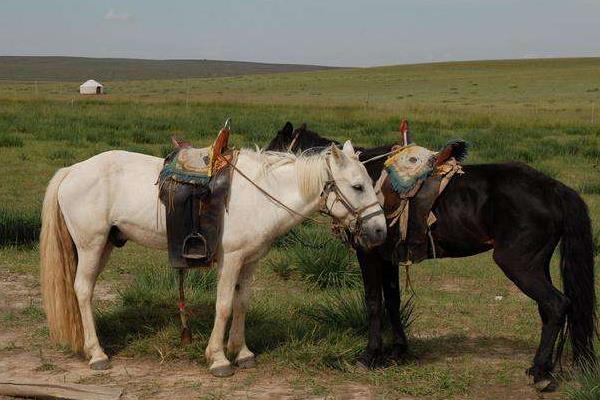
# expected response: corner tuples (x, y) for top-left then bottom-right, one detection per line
(399, 119), (410, 146)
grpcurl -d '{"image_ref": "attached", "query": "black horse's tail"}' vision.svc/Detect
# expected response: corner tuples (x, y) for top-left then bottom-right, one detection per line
(558, 185), (596, 365)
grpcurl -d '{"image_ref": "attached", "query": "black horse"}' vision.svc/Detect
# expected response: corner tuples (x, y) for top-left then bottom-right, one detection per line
(267, 122), (596, 390)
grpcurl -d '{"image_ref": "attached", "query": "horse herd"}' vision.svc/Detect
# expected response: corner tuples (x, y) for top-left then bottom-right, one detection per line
(39, 121), (596, 391)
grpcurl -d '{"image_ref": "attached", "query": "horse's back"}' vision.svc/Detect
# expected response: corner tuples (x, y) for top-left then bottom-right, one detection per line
(432, 161), (568, 257)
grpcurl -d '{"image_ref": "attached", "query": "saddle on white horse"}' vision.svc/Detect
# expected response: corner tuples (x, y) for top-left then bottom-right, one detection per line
(158, 124), (236, 269)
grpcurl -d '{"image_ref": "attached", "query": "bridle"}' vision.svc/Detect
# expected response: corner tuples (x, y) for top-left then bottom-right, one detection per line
(318, 158), (384, 243)
(218, 152), (383, 239)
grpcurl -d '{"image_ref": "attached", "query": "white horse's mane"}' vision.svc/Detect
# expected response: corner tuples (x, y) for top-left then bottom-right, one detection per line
(239, 147), (329, 200)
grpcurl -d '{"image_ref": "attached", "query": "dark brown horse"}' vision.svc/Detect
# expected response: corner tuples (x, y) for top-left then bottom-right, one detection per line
(267, 122), (596, 390)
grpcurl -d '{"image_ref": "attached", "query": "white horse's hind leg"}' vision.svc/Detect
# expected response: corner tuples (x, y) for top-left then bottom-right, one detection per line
(205, 251), (243, 377)
(74, 242), (112, 370)
(227, 261), (258, 368)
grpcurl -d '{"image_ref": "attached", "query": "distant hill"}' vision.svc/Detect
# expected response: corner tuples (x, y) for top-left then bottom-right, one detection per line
(0, 56), (337, 81)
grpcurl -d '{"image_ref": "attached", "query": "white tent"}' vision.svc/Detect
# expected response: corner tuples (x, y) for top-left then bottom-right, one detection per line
(79, 79), (103, 95)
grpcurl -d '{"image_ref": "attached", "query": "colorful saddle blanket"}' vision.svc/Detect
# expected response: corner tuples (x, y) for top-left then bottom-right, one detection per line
(160, 147), (213, 186)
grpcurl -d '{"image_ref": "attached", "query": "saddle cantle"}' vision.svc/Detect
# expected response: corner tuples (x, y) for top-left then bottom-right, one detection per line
(158, 125), (235, 269)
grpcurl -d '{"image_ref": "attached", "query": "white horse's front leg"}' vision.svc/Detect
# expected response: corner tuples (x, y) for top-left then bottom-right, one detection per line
(73, 244), (112, 370)
(205, 252), (243, 377)
(227, 261), (258, 368)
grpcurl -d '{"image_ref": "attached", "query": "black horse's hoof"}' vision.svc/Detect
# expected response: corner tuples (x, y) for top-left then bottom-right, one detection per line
(533, 378), (558, 392)
(526, 367), (558, 392)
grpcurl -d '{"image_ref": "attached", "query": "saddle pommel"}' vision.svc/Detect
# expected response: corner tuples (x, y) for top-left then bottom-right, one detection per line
(210, 125), (231, 174)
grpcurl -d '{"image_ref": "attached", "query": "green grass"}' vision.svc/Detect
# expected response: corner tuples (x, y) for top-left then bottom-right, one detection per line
(1, 57), (600, 398)
(301, 290), (415, 335)
(277, 223), (360, 288)
(0, 208), (40, 246)
(0, 133), (24, 147)
(566, 361), (600, 400)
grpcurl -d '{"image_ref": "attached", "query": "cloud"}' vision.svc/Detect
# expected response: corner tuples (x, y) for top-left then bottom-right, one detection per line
(104, 9), (131, 22)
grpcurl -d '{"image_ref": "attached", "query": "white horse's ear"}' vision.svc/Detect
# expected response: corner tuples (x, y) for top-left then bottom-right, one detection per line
(342, 140), (356, 158)
(330, 144), (347, 165)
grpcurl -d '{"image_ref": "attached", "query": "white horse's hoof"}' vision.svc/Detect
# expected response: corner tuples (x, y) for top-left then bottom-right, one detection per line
(210, 364), (234, 377)
(236, 355), (256, 369)
(89, 357), (110, 370)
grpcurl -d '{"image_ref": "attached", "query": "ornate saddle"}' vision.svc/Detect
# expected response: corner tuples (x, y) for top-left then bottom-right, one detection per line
(376, 136), (468, 265)
(158, 124), (236, 269)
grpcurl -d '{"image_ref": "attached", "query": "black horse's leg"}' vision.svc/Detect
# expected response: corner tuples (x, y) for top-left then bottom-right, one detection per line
(382, 263), (409, 360)
(356, 248), (384, 368)
(493, 242), (568, 391)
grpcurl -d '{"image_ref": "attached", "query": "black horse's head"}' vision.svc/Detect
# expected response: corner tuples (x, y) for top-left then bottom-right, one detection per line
(266, 122), (338, 153)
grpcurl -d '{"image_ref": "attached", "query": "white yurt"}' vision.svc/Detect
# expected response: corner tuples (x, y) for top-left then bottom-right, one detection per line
(79, 80), (104, 95)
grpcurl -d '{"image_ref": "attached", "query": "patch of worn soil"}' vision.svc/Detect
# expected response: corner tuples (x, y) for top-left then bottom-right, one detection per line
(0, 268), (567, 400)
(0, 269), (372, 399)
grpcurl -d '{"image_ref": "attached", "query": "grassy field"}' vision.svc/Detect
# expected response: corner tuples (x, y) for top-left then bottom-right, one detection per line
(1, 57), (600, 399)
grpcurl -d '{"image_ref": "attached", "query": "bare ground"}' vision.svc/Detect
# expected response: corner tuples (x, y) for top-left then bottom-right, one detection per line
(0, 269), (565, 399)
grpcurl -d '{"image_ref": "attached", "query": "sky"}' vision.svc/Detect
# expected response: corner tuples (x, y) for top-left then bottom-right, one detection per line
(1, 0), (599, 67)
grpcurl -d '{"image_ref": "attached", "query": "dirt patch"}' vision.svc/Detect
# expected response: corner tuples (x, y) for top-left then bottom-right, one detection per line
(0, 269), (372, 399)
(0, 267), (570, 399)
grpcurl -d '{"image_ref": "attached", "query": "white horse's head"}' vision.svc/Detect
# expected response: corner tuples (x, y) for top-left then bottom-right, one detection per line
(322, 141), (387, 249)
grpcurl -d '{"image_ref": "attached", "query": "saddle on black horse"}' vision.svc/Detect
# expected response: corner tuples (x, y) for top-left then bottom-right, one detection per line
(376, 138), (468, 265)
(158, 124), (235, 269)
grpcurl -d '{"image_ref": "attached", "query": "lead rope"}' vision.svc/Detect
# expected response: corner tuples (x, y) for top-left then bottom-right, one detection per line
(178, 269), (192, 344)
(217, 154), (326, 225)
(427, 229), (438, 283)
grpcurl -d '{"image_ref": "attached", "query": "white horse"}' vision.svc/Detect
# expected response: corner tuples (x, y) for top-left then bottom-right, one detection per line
(40, 141), (386, 376)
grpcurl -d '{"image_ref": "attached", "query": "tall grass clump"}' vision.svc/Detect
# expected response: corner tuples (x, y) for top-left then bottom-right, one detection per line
(302, 290), (416, 335)
(566, 362), (600, 400)
(0, 208), (40, 246)
(579, 182), (600, 195)
(301, 290), (367, 333)
(282, 223), (360, 288)
(0, 134), (24, 148)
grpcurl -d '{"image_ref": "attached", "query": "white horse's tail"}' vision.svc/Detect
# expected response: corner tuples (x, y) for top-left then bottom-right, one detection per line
(40, 167), (84, 353)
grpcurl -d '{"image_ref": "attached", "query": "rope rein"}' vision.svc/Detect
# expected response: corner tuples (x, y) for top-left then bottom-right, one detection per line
(218, 154), (325, 225)
(217, 153), (382, 234)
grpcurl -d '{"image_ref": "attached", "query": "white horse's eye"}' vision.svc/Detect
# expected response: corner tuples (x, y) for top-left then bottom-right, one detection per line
(352, 184), (364, 192)
(409, 157), (418, 164)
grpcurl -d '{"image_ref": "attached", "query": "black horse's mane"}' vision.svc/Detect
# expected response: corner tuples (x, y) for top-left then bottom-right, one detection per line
(267, 121), (394, 180)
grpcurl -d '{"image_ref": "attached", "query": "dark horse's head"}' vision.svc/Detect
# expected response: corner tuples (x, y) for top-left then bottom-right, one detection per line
(266, 122), (338, 153)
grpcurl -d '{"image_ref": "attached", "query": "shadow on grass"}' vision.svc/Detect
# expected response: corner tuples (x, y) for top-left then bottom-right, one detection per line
(410, 334), (533, 364)
(96, 293), (304, 358)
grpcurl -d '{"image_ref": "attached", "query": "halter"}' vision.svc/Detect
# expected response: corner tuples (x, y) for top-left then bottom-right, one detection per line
(319, 158), (384, 243)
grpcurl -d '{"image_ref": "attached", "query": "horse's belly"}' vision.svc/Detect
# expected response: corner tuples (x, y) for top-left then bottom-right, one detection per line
(117, 221), (167, 250)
